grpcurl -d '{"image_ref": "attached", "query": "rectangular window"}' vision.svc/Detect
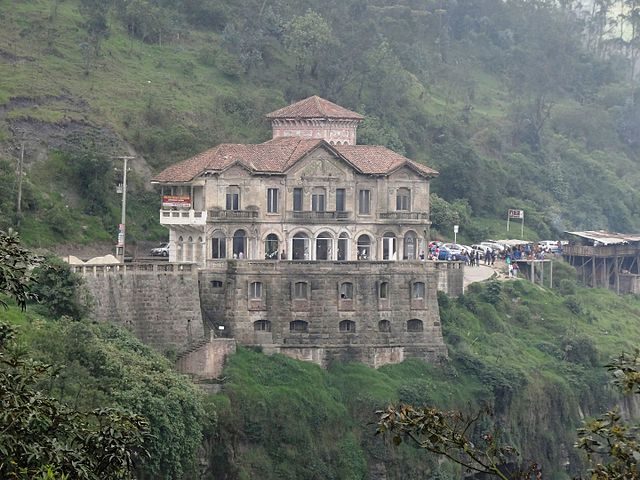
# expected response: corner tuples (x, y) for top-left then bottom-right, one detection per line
(311, 191), (325, 212)
(226, 189), (240, 210)
(250, 282), (263, 299)
(267, 188), (279, 213)
(396, 188), (410, 211)
(294, 282), (308, 299)
(336, 188), (346, 212)
(358, 189), (370, 215)
(293, 188), (303, 211)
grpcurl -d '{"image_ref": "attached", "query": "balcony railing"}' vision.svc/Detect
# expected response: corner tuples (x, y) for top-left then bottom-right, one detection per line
(379, 211), (429, 220)
(160, 209), (207, 225)
(208, 209), (259, 220)
(287, 211), (352, 221)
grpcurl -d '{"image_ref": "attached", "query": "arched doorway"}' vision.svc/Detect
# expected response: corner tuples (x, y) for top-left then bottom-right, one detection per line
(338, 232), (349, 261)
(265, 233), (279, 259)
(292, 232), (310, 260)
(315, 232), (332, 260)
(233, 229), (246, 258)
(357, 234), (371, 260)
(404, 231), (417, 260)
(382, 232), (397, 260)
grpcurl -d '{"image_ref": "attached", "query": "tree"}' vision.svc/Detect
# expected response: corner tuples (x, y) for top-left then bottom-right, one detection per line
(0, 233), (151, 479)
(0, 229), (40, 310)
(284, 11), (333, 79)
(0, 322), (151, 480)
(30, 255), (90, 320)
(377, 351), (640, 479)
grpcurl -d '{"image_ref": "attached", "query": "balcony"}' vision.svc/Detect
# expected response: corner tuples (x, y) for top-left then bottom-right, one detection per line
(208, 209), (259, 220)
(379, 212), (429, 221)
(160, 209), (207, 225)
(287, 211), (352, 221)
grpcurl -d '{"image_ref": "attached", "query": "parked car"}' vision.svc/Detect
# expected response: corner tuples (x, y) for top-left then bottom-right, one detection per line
(443, 243), (465, 256)
(481, 241), (505, 252)
(150, 242), (170, 257)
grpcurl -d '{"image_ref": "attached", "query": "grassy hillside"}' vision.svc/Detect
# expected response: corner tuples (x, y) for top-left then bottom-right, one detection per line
(2, 0), (640, 246)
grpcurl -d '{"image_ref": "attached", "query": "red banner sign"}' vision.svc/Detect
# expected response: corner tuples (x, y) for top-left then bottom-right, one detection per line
(162, 195), (191, 208)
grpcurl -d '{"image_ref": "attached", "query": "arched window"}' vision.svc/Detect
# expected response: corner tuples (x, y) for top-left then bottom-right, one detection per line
(290, 320), (309, 332)
(233, 229), (246, 258)
(338, 232), (349, 261)
(316, 231), (332, 260)
(407, 319), (424, 332)
(186, 236), (194, 262)
(396, 188), (411, 211)
(379, 282), (389, 299)
(339, 320), (356, 332)
(196, 236), (204, 263)
(357, 234), (371, 260)
(294, 281), (308, 299)
(265, 233), (279, 259)
(340, 282), (353, 299)
(210, 280), (223, 288)
(379, 320), (391, 332)
(383, 232), (397, 261)
(212, 231), (226, 259)
(292, 232), (310, 260)
(412, 282), (425, 299)
(226, 185), (240, 210)
(249, 282), (262, 299)
(254, 320), (271, 332)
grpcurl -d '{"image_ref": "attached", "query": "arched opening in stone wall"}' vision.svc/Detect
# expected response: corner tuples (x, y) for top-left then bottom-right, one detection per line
(265, 233), (279, 259)
(254, 320), (271, 332)
(357, 234), (371, 260)
(382, 232), (397, 260)
(212, 231), (226, 259)
(379, 281), (389, 299)
(378, 320), (391, 332)
(404, 230), (417, 260)
(294, 281), (309, 299)
(186, 236), (194, 262)
(339, 320), (356, 332)
(292, 232), (310, 260)
(316, 231), (332, 260)
(338, 232), (349, 261)
(196, 236), (203, 263)
(177, 236), (184, 262)
(233, 229), (247, 258)
(407, 319), (424, 332)
(289, 320), (308, 332)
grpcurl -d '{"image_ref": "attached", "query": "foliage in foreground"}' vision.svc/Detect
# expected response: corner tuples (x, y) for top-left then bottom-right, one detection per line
(0, 320), (151, 480)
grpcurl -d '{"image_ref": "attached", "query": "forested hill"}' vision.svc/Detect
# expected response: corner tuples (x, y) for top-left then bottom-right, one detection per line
(1, 0), (640, 245)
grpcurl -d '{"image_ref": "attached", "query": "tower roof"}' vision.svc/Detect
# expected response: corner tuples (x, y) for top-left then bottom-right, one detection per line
(266, 95), (364, 121)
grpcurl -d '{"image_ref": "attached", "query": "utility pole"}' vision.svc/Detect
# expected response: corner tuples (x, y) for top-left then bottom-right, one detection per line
(16, 141), (24, 226)
(114, 156), (134, 263)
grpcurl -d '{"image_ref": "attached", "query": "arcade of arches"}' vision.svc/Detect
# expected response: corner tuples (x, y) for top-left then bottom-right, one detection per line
(196, 229), (426, 261)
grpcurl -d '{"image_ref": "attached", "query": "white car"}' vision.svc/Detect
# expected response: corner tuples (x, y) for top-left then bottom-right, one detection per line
(150, 242), (170, 257)
(471, 244), (491, 258)
(481, 241), (505, 252)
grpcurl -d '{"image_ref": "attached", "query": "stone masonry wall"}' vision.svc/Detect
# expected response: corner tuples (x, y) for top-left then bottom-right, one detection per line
(83, 271), (205, 353)
(199, 260), (462, 367)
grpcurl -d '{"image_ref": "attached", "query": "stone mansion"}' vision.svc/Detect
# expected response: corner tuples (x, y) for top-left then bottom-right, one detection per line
(144, 96), (459, 367)
(152, 96), (438, 265)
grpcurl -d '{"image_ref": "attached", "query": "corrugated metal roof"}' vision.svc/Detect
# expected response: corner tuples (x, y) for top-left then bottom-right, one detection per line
(565, 230), (640, 245)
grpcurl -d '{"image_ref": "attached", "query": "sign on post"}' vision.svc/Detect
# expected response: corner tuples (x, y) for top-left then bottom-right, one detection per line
(507, 209), (525, 237)
(453, 225), (459, 244)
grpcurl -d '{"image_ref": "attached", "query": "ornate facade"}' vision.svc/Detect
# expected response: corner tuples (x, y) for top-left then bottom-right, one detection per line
(152, 96), (438, 265)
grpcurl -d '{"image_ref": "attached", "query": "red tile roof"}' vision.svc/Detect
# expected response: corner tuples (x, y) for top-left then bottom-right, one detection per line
(266, 95), (364, 121)
(152, 138), (438, 182)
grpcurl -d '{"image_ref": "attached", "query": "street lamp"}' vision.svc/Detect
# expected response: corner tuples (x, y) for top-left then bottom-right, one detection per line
(114, 156), (134, 263)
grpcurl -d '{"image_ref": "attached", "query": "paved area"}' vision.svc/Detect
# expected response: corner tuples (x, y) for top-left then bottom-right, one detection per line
(463, 264), (498, 288)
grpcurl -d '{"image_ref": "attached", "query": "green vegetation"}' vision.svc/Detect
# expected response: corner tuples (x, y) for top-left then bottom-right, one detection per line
(2, 0), (640, 245)
(204, 277), (640, 479)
